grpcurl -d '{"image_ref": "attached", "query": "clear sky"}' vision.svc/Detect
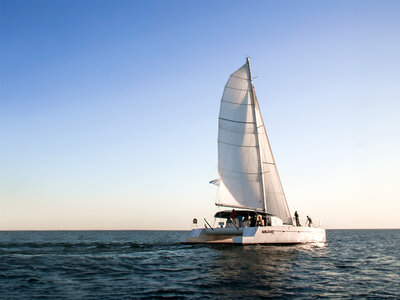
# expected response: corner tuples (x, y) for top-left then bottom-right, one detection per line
(1, 0), (399, 230)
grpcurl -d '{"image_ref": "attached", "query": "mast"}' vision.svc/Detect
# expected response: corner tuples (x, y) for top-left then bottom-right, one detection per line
(246, 57), (267, 212)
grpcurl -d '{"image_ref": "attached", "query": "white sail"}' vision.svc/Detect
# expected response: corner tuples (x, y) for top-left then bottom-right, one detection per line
(217, 61), (293, 224)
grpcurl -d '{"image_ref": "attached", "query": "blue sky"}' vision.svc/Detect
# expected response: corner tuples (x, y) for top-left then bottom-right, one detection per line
(1, 0), (399, 229)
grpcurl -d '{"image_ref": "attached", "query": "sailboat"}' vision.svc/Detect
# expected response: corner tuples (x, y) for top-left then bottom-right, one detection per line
(185, 58), (326, 244)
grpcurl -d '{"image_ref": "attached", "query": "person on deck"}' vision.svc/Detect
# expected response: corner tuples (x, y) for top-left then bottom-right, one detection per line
(250, 215), (256, 227)
(294, 211), (301, 226)
(231, 209), (237, 219)
(228, 209), (238, 227)
(306, 216), (313, 227)
(256, 214), (264, 227)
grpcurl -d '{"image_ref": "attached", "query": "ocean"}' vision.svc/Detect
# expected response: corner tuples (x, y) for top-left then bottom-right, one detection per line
(0, 230), (399, 299)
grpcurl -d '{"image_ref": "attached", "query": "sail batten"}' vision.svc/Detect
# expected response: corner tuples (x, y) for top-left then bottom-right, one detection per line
(218, 141), (259, 148)
(219, 117), (255, 124)
(216, 60), (293, 225)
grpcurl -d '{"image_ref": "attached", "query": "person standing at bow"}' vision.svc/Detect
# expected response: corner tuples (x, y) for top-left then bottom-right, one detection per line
(294, 211), (301, 226)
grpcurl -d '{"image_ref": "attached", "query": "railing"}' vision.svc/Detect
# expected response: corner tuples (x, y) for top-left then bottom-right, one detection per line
(203, 218), (213, 230)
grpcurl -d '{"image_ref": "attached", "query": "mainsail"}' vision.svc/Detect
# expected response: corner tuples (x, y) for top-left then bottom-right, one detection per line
(217, 59), (293, 225)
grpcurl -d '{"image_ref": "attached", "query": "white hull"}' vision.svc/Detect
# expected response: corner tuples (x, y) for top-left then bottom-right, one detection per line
(185, 226), (326, 244)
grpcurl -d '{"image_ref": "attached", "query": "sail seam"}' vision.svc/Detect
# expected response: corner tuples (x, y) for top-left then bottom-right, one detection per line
(230, 75), (248, 80)
(218, 140), (259, 148)
(219, 117), (255, 124)
(221, 99), (253, 106)
(218, 126), (257, 134)
(220, 167), (271, 175)
(224, 85), (249, 92)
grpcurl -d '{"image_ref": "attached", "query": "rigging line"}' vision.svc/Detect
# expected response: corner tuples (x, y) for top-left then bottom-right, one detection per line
(221, 99), (253, 106)
(246, 57), (267, 213)
(262, 162), (276, 165)
(224, 85), (250, 92)
(218, 140), (259, 148)
(219, 117), (255, 124)
(253, 97), (291, 221)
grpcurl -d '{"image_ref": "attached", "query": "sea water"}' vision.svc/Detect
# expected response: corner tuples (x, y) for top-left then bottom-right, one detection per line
(0, 230), (399, 299)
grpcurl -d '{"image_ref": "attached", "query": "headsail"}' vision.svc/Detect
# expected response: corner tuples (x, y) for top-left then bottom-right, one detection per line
(216, 59), (293, 225)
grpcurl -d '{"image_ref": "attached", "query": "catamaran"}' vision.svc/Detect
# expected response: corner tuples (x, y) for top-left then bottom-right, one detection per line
(185, 58), (326, 244)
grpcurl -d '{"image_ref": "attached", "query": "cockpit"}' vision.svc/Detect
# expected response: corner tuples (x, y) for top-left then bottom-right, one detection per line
(214, 210), (283, 228)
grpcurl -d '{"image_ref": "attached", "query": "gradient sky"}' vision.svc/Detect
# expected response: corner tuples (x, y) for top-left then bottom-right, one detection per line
(1, 0), (399, 230)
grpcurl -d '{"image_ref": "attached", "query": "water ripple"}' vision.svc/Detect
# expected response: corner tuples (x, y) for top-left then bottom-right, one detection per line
(0, 230), (399, 298)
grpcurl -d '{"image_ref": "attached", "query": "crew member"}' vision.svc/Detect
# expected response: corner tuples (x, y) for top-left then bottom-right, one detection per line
(306, 216), (313, 227)
(231, 209), (237, 219)
(294, 211), (301, 226)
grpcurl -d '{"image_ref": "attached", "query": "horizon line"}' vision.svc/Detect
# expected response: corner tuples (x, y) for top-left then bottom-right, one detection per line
(1, 228), (399, 232)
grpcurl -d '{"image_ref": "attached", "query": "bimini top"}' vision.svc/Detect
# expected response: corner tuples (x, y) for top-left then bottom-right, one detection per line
(214, 210), (272, 219)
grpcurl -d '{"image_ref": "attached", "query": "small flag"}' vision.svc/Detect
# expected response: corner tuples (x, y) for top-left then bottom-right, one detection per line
(209, 178), (221, 186)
